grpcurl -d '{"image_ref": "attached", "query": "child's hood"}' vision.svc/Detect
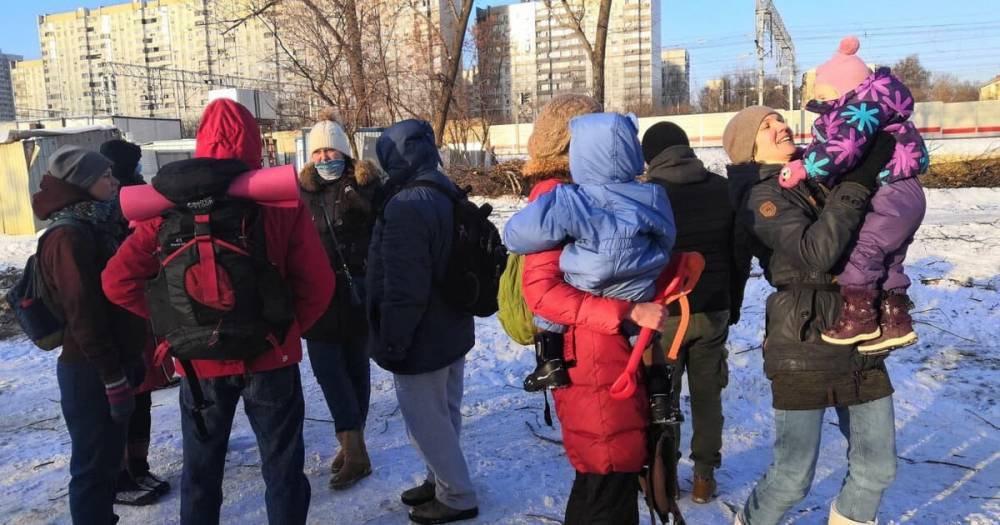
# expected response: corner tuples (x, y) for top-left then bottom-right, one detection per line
(807, 67), (915, 125)
(568, 113), (645, 186)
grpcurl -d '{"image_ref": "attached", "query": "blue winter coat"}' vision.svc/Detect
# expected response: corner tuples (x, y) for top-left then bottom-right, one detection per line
(366, 119), (475, 374)
(504, 113), (676, 301)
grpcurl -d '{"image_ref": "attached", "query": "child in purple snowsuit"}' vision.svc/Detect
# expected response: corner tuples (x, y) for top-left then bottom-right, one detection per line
(779, 36), (927, 354)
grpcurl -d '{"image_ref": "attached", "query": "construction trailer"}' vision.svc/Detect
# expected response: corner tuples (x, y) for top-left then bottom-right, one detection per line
(0, 126), (121, 234)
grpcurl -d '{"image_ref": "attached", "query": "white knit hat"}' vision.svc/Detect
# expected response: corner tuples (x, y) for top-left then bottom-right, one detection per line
(307, 119), (353, 159)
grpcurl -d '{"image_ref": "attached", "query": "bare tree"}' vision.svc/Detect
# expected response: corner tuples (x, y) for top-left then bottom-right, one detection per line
(927, 74), (981, 103)
(543, 0), (613, 105)
(892, 55), (931, 101)
(697, 71), (789, 113)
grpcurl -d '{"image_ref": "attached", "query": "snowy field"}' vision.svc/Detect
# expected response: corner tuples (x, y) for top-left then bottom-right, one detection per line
(0, 188), (998, 525)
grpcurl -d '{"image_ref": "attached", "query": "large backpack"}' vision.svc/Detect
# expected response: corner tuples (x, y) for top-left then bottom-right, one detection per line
(497, 253), (534, 345)
(145, 197), (294, 363)
(397, 180), (508, 317)
(5, 218), (86, 350)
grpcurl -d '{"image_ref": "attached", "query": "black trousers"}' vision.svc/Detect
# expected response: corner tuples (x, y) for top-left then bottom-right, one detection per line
(564, 471), (639, 525)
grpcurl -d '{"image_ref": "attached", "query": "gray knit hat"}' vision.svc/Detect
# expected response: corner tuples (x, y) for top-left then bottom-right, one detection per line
(48, 145), (112, 189)
(722, 105), (780, 164)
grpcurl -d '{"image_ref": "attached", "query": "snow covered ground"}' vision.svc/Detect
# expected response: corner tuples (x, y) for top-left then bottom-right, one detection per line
(1, 188), (998, 525)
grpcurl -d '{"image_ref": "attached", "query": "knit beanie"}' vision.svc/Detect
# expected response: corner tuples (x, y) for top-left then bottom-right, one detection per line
(47, 145), (112, 190)
(100, 139), (143, 185)
(814, 36), (871, 98)
(641, 121), (690, 163)
(307, 108), (353, 158)
(722, 105), (780, 164)
(527, 94), (602, 160)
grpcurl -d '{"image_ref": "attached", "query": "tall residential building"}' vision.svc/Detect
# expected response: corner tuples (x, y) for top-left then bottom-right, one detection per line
(11, 59), (49, 119)
(36, 0), (284, 121)
(474, 0), (661, 122)
(0, 51), (22, 121)
(661, 48), (690, 110)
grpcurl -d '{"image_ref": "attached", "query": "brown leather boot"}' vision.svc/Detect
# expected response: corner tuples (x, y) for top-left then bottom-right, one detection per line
(822, 288), (881, 345)
(331, 448), (345, 474)
(691, 474), (716, 504)
(330, 430), (371, 490)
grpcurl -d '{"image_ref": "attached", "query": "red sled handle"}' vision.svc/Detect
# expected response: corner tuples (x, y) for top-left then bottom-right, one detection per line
(609, 252), (705, 401)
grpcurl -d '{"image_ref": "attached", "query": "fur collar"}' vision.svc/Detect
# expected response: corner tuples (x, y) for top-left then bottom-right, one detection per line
(299, 159), (380, 192)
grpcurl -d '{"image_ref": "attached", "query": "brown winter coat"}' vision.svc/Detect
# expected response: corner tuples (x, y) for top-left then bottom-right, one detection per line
(298, 159), (380, 342)
(31, 175), (146, 384)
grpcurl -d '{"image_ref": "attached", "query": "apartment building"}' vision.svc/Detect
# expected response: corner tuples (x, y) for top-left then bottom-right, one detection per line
(0, 51), (22, 121)
(11, 59), (49, 120)
(475, 0), (662, 122)
(661, 48), (690, 110)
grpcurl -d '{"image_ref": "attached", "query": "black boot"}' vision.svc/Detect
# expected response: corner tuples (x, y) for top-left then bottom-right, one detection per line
(523, 331), (571, 392)
(647, 364), (683, 426)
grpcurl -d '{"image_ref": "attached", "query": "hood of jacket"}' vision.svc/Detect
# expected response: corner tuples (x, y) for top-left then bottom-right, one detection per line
(646, 145), (709, 185)
(375, 119), (441, 185)
(806, 67), (914, 125)
(568, 113), (644, 186)
(194, 99), (263, 169)
(151, 157), (250, 204)
(32, 174), (97, 220)
(298, 158), (380, 193)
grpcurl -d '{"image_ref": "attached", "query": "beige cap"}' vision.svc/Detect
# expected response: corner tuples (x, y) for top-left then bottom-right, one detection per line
(722, 105), (779, 164)
(307, 119), (352, 159)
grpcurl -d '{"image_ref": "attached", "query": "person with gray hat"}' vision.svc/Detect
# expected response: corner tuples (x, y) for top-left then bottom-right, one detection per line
(722, 107), (899, 525)
(641, 121), (750, 504)
(30, 145), (148, 524)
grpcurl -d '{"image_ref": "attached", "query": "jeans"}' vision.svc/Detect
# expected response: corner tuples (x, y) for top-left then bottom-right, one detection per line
(394, 358), (477, 510)
(306, 336), (371, 432)
(739, 395), (897, 525)
(58, 362), (128, 525)
(179, 365), (310, 525)
(663, 310), (730, 478)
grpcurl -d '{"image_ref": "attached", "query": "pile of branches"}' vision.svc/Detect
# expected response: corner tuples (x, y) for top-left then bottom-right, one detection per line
(446, 160), (526, 197)
(923, 155), (1000, 188)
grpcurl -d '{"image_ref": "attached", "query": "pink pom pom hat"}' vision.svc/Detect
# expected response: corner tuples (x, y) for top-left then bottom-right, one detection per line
(814, 36), (872, 98)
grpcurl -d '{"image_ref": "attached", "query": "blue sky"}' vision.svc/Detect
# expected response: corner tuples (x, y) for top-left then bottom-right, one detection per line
(3, 0), (998, 91)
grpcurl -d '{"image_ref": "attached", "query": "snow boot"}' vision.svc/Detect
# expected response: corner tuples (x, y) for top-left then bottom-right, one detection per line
(829, 502), (878, 524)
(330, 430), (371, 490)
(401, 480), (437, 506)
(822, 288), (881, 345)
(523, 331), (570, 392)
(330, 447), (345, 475)
(691, 473), (716, 504)
(408, 499), (479, 525)
(114, 470), (164, 506)
(858, 289), (917, 354)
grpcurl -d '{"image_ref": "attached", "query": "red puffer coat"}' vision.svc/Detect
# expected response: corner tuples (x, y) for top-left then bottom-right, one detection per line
(521, 179), (648, 474)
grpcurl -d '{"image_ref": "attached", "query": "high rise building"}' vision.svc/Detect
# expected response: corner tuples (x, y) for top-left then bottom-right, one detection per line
(474, 0), (661, 123)
(11, 59), (48, 119)
(0, 51), (22, 121)
(660, 48), (689, 110)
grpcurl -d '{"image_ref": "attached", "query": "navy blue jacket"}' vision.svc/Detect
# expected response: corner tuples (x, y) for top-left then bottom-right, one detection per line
(366, 120), (475, 374)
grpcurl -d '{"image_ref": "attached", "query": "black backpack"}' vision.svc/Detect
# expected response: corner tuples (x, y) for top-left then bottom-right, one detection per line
(5, 218), (85, 350)
(392, 180), (507, 317)
(145, 197), (294, 363)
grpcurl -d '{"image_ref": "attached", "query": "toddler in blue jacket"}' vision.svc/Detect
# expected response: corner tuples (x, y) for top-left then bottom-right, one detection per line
(504, 112), (676, 390)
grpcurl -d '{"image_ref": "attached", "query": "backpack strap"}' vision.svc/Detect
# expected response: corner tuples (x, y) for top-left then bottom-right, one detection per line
(192, 212), (221, 305)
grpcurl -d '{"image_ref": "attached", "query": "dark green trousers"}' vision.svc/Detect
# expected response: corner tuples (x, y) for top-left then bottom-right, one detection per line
(659, 309), (730, 479)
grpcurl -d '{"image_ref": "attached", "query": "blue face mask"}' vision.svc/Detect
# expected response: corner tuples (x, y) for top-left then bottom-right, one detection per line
(315, 158), (346, 181)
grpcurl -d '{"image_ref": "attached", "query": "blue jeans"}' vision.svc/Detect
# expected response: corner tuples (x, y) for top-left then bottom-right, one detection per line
(740, 395), (897, 525)
(306, 336), (371, 432)
(179, 365), (310, 525)
(58, 362), (128, 525)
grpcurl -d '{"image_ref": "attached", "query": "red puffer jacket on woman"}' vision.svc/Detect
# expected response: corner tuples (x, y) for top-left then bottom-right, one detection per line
(521, 179), (648, 474)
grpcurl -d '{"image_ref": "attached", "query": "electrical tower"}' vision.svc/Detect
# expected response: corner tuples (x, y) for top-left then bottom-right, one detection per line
(755, 0), (795, 110)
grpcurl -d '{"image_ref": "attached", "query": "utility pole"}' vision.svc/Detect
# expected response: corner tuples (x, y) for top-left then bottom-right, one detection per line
(755, 0), (766, 106)
(754, 0), (795, 109)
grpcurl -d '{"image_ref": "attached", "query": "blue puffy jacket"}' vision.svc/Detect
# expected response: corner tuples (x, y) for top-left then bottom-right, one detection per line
(366, 120), (475, 374)
(504, 113), (676, 301)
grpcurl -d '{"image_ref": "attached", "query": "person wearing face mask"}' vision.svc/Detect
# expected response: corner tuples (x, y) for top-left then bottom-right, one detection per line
(297, 109), (381, 490)
(31, 146), (148, 524)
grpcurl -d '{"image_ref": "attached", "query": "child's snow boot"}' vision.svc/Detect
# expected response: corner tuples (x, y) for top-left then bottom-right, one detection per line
(858, 289), (917, 354)
(822, 288), (881, 345)
(646, 364), (681, 426)
(829, 502), (878, 524)
(523, 331), (570, 392)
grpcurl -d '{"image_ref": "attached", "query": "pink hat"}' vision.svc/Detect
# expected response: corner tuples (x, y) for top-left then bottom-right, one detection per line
(814, 36), (871, 98)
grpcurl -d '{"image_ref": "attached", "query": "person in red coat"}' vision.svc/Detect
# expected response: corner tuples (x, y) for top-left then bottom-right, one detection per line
(517, 95), (669, 524)
(101, 99), (335, 525)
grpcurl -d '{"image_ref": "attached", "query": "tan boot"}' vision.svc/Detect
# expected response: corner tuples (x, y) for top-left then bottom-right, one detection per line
(331, 437), (346, 474)
(691, 474), (717, 504)
(829, 502), (877, 524)
(330, 430), (371, 490)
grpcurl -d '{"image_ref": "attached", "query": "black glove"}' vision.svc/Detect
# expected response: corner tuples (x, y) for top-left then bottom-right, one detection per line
(842, 132), (897, 191)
